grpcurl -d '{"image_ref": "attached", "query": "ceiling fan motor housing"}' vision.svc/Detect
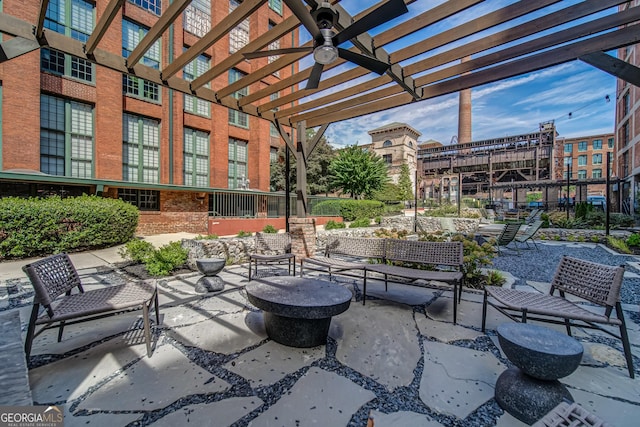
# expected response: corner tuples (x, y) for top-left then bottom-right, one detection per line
(313, 28), (338, 64)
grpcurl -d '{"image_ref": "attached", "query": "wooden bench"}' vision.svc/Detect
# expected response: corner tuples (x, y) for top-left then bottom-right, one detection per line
(366, 239), (464, 324)
(301, 236), (464, 324)
(300, 236), (385, 288)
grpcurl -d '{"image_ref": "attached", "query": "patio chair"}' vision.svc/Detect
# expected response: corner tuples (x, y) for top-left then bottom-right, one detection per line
(494, 222), (522, 255)
(248, 232), (295, 280)
(525, 208), (543, 224)
(515, 220), (543, 250)
(533, 400), (613, 427)
(22, 253), (160, 359)
(482, 255), (634, 378)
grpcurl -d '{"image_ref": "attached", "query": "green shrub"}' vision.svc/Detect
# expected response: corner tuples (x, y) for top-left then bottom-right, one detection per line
(311, 199), (384, 221)
(237, 230), (253, 237)
(349, 218), (371, 228)
(324, 220), (346, 230)
(144, 241), (188, 277)
(373, 228), (408, 239)
(611, 213), (635, 228)
(626, 233), (640, 247)
(607, 236), (631, 254)
(195, 233), (219, 240)
(374, 215), (382, 225)
(119, 239), (155, 263)
(0, 195), (138, 259)
(424, 203), (458, 217)
(262, 224), (278, 233)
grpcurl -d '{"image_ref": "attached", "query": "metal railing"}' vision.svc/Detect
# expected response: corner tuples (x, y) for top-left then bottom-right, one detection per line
(208, 190), (342, 218)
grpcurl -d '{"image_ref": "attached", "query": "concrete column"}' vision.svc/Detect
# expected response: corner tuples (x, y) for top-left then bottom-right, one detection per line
(289, 217), (316, 259)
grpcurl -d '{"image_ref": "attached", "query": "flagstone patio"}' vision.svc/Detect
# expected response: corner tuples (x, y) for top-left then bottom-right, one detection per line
(3, 242), (640, 426)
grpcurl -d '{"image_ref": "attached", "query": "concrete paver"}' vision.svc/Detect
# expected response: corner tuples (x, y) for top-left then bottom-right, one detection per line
(2, 236), (640, 426)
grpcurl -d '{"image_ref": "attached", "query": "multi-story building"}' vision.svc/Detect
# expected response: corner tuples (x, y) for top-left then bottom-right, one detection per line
(364, 122), (420, 187)
(0, 0), (296, 234)
(558, 134), (615, 198)
(615, 1), (640, 215)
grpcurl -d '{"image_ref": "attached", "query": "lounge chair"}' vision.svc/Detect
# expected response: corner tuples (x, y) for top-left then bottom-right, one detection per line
(248, 232), (295, 280)
(482, 255), (634, 378)
(23, 253), (160, 359)
(494, 222), (522, 255)
(515, 220), (543, 250)
(525, 208), (543, 224)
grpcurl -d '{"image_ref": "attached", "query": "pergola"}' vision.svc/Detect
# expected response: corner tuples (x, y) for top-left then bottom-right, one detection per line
(0, 0), (639, 216)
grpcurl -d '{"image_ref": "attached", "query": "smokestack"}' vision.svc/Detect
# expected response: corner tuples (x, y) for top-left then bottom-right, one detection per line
(457, 56), (472, 145)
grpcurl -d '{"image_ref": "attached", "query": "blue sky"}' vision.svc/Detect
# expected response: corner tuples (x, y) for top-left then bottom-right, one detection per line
(293, 0), (618, 147)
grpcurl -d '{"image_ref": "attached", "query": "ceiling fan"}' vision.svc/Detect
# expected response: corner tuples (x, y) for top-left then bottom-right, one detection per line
(243, 0), (409, 89)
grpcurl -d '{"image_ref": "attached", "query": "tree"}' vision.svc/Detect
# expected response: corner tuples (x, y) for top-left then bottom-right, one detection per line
(269, 129), (335, 195)
(329, 145), (389, 199)
(397, 164), (413, 201)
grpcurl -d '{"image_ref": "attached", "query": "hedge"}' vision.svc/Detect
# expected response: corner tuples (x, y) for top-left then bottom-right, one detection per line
(0, 195), (139, 259)
(311, 199), (385, 221)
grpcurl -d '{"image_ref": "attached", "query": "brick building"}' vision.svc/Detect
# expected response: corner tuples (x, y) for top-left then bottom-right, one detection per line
(615, 0), (640, 215)
(364, 122), (419, 188)
(557, 134), (615, 198)
(0, 0), (296, 234)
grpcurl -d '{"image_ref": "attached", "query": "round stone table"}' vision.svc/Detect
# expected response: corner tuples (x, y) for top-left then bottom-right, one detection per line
(495, 323), (584, 425)
(245, 276), (352, 348)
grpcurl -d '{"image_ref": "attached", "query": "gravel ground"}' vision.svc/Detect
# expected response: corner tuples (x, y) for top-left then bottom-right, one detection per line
(490, 242), (640, 305)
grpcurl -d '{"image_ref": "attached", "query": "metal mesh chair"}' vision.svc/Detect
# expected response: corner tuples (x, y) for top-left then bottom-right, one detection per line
(248, 232), (295, 280)
(494, 222), (522, 255)
(22, 253), (159, 359)
(515, 219), (543, 250)
(482, 255), (634, 378)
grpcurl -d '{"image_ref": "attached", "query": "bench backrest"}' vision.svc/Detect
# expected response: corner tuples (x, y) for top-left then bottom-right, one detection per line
(325, 236), (385, 259)
(22, 253), (82, 308)
(497, 223), (521, 245)
(551, 255), (624, 308)
(254, 232), (291, 254)
(384, 239), (464, 267)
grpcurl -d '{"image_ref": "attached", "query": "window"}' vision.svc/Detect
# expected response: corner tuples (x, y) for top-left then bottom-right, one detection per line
(128, 0), (161, 15)
(184, 128), (209, 187)
(577, 155), (587, 166)
(270, 123), (280, 137)
(621, 121), (630, 146)
(563, 157), (572, 166)
(270, 147), (278, 163)
(229, 0), (249, 53)
(43, 0), (94, 82)
(269, 0), (282, 14)
(564, 143), (572, 153)
(577, 141), (587, 151)
(592, 139), (602, 150)
(608, 138), (614, 149)
(228, 68), (248, 128)
(123, 20), (161, 102)
(183, 54), (210, 116)
(592, 153), (602, 165)
(119, 188), (159, 210)
(123, 113), (160, 183)
(268, 21), (280, 76)
(228, 138), (248, 189)
(383, 154), (392, 164)
(383, 140), (392, 147)
(577, 170), (587, 180)
(40, 94), (93, 178)
(592, 169), (602, 179)
(623, 92), (630, 117)
(184, 0), (210, 37)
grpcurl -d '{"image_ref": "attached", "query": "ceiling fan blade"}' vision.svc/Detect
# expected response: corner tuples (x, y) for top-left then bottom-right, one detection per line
(283, 0), (322, 41)
(333, 0), (409, 46)
(243, 47), (313, 59)
(338, 48), (390, 75)
(305, 62), (324, 90)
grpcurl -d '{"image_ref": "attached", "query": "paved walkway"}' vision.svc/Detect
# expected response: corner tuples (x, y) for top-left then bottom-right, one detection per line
(1, 237), (639, 426)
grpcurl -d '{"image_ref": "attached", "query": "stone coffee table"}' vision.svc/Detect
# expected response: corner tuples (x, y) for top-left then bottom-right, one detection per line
(495, 322), (584, 425)
(245, 276), (352, 348)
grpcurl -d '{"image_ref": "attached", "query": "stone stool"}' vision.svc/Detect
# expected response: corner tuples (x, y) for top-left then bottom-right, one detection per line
(194, 258), (226, 293)
(495, 323), (584, 425)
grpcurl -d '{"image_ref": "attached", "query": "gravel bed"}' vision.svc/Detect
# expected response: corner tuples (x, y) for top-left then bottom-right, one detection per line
(491, 243), (640, 305)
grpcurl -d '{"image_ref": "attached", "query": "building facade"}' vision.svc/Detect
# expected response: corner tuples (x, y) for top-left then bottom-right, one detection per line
(0, 0), (296, 234)
(365, 122), (420, 188)
(615, 0), (640, 215)
(558, 134), (615, 198)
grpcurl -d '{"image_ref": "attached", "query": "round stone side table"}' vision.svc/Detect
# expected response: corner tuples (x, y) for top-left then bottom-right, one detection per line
(495, 323), (583, 425)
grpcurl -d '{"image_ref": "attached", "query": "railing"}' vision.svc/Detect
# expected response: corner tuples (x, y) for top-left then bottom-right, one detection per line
(208, 190), (343, 218)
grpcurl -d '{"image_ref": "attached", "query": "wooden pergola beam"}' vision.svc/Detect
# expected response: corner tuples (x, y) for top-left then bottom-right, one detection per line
(84, 0), (125, 56)
(35, 0), (50, 40)
(161, 0), (266, 80)
(126, 0), (191, 68)
(580, 52), (640, 88)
